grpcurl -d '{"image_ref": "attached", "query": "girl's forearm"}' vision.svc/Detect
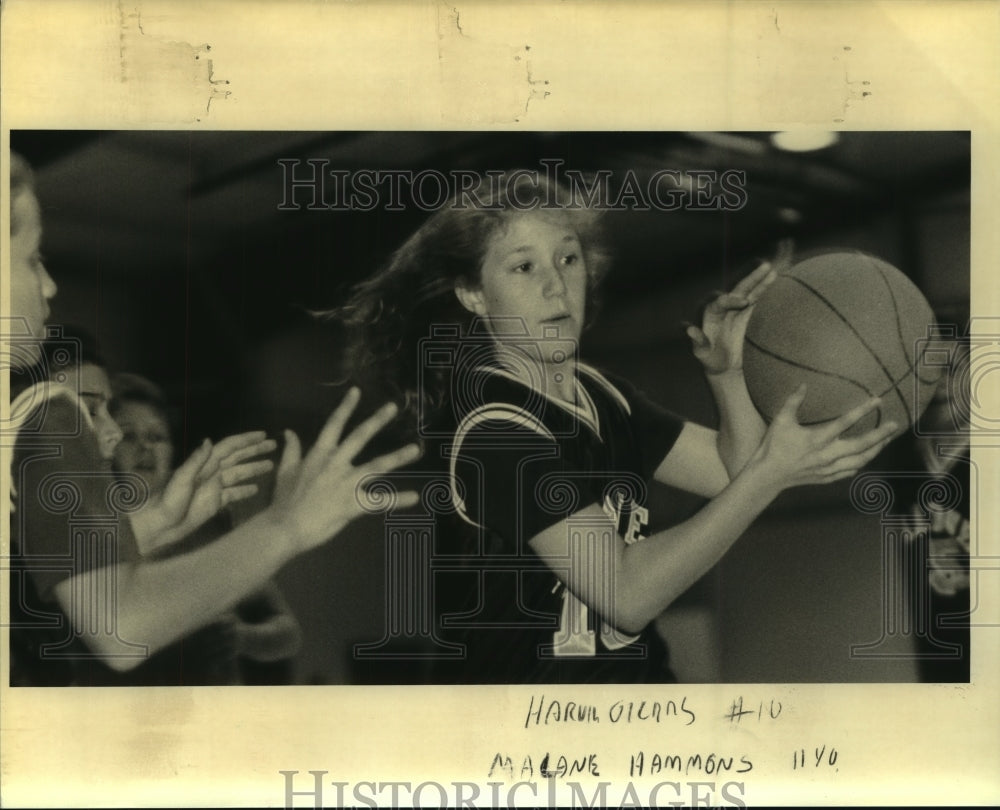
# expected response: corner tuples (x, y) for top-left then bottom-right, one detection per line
(707, 369), (767, 478)
(54, 510), (294, 671)
(540, 456), (783, 636)
(611, 456), (782, 632)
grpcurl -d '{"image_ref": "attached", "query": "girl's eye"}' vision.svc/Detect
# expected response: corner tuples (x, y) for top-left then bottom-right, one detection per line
(512, 262), (533, 274)
(561, 253), (579, 266)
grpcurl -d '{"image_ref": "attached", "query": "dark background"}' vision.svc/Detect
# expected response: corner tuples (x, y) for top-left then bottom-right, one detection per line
(12, 130), (970, 682)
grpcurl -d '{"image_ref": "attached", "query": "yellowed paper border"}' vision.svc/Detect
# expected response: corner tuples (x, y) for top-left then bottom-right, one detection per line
(2, 0), (998, 806)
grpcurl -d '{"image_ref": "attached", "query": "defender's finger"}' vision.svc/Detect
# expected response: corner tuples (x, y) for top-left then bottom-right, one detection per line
(220, 484), (259, 506)
(220, 459), (275, 486)
(177, 439), (213, 479)
(276, 430), (302, 479)
(221, 438), (279, 468)
(394, 490), (421, 511)
(312, 387), (362, 457)
(333, 402), (402, 463)
(211, 431), (270, 459)
(358, 443), (423, 476)
(168, 439), (213, 495)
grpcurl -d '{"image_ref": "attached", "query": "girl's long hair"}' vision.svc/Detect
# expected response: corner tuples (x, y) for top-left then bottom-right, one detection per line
(328, 172), (611, 438)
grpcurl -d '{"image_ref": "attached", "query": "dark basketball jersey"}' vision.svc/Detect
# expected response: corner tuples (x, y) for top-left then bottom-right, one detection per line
(431, 362), (684, 683)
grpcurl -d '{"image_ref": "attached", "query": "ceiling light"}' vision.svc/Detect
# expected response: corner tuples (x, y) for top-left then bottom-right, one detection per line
(770, 131), (840, 152)
(778, 207), (803, 224)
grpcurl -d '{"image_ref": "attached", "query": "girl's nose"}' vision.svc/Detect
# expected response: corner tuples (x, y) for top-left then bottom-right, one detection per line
(102, 417), (124, 455)
(39, 263), (58, 299)
(542, 261), (568, 296)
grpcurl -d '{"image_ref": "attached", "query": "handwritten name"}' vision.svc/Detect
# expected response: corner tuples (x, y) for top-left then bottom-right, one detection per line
(630, 751), (754, 778)
(489, 752), (600, 780)
(524, 694), (696, 727)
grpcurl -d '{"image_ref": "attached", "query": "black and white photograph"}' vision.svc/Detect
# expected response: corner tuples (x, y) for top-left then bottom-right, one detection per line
(7, 129), (973, 688)
(2, 2), (998, 808)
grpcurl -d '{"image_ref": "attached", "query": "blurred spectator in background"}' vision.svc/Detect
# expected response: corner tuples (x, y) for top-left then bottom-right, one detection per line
(878, 323), (970, 682)
(908, 328), (971, 681)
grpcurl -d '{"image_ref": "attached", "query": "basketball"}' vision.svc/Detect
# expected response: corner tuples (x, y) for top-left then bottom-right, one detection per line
(743, 251), (944, 434)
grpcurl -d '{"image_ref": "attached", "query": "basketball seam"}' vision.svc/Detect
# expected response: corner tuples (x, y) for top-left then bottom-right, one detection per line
(844, 260), (941, 389)
(785, 272), (910, 416)
(745, 336), (878, 396)
(780, 267), (939, 387)
(744, 337), (884, 428)
(871, 257), (912, 365)
(746, 334), (937, 427)
(785, 266), (939, 385)
(748, 305), (941, 426)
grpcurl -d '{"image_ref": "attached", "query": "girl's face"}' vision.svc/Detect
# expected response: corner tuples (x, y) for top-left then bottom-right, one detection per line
(60, 362), (123, 462)
(10, 190), (58, 366)
(458, 213), (588, 347)
(112, 401), (175, 495)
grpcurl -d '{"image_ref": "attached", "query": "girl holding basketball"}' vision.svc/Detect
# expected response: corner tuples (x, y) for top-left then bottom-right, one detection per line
(340, 173), (898, 683)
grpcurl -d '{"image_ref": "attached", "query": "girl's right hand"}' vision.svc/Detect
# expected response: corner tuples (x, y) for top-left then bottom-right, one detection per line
(752, 384), (900, 489)
(264, 388), (422, 555)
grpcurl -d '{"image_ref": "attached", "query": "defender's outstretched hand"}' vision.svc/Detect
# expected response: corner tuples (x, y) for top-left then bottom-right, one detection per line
(752, 385), (900, 488)
(267, 387), (421, 554)
(132, 431), (278, 553)
(182, 431), (276, 522)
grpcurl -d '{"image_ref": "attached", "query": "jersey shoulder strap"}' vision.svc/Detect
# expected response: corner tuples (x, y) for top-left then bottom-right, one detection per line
(576, 362), (632, 416)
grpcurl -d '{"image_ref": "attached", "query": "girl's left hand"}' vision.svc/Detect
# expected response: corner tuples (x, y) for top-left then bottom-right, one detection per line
(133, 432), (277, 553)
(187, 432), (276, 527)
(687, 240), (792, 375)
